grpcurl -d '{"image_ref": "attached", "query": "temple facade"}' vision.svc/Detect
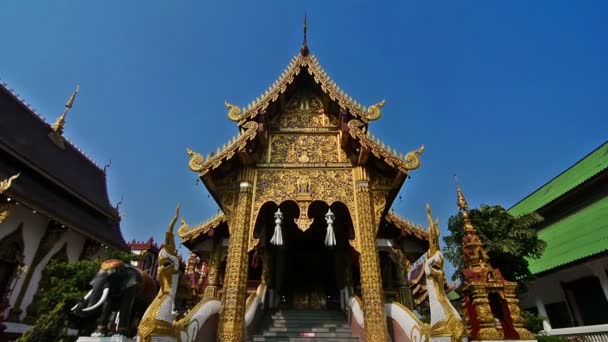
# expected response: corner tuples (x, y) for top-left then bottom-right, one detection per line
(178, 31), (430, 341)
(0, 82), (126, 335)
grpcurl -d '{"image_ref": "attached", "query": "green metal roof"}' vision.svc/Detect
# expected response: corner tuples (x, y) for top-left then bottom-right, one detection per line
(527, 196), (608, 274)
(509, 142), (608, 217)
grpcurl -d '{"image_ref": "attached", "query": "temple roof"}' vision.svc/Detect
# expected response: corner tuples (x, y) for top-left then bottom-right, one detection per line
(385, 211), (429, 240)
(186, 36), (424, 215)
(509, 141), (608, 216)
(187, 121), (258, 176)
(527, 196), (608, 274)
(178, 212), (227, 244)
(0, 81), (126, 250)
(225, 53), (387, 126)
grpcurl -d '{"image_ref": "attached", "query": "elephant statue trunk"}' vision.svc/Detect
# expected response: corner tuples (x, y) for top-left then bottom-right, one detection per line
(71, 259), (157, 337)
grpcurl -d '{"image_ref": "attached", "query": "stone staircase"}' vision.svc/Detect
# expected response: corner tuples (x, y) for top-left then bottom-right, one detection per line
(249, 309), (360, 342)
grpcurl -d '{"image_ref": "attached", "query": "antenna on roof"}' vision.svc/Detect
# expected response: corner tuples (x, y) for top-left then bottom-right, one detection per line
(300, 13), (309, 56)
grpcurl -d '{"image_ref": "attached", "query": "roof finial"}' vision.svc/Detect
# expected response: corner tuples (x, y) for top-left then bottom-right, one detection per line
(455, 177), (476, 233)
(51, 84), (80, 135)
(300, 13), (309, 56)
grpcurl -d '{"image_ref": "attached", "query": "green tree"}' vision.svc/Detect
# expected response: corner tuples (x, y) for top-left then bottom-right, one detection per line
(443, 204), (545, 283)
(17, 250), (136, 342)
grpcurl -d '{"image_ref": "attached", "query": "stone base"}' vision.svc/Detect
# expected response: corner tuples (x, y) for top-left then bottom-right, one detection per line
(76, 336), (136, 342)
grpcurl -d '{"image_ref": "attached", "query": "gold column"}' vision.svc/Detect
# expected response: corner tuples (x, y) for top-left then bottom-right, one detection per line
(203, 241), (223, 300)
(354, 167), (390, 342)
(217, 169), (254, 342)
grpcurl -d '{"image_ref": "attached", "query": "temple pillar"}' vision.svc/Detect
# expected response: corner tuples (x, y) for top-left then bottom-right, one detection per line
(203, 239), (223, 300)
(354, 167), (389, 342)
(217, 169), (254, 342)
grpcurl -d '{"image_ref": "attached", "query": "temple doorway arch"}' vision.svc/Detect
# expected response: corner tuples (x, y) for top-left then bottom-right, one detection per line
(252, 200), (356, 310)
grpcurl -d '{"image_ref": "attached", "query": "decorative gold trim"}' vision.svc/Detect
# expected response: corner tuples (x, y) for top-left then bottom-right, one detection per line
(187, 121), (259, 176)
(178, 213), (227, 241)
(385, 211), (429, 240)
(230, 54), (386, 124)
(225, 101), (246, 122)
(348, 120), (424, 173)
(0, 173), (20, 194)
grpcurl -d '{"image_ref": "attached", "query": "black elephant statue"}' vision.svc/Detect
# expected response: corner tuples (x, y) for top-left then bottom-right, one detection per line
(71, 259), (157, 337)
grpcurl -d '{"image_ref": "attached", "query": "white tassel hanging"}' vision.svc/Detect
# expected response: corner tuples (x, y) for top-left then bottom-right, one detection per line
(270, 208), (283, 246)
(325, 209), (336, 246)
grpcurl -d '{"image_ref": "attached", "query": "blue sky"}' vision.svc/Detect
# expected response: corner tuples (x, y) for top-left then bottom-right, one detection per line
(1, 1), (606, 264)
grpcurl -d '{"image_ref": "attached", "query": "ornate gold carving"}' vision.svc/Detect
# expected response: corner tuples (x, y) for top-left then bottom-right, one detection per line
(385, 212), (429, 240)
(225, 101), (245, 121)
(251, 169), (356, 246)
(0, 173), (19, 193)
(355, 183), (390, 341)
(348, 120), (424, 173)
(269, 134), (344, 163)
(217, 171), (253, 342)
(371, 191), (387, 233)
(227, 53), (390, 124)
(187, 121), (258, 176)
(269, 91), (338, 129)
(178, 213), (226, 242)
(364, 99), (385, 121)
(203, 242), (223, 300)
(294, 201), (314, 232)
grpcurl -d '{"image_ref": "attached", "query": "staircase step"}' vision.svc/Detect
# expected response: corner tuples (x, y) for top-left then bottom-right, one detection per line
(250, 310), (358, 342)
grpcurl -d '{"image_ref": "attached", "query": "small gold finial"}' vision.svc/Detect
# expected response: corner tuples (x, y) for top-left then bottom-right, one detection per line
(51, 84), (80, 135)
(300, 13), (309, 56)
(66, 84), (80, 108)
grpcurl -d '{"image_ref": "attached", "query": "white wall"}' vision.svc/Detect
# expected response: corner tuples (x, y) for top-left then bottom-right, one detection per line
(17, 229), (85, 320)
(0, 205), (89, 321)
(520, 256), (608, 309)
(1, 206), (48, 310)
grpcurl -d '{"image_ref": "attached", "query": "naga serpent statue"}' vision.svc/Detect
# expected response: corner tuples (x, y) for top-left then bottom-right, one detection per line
(384, 204), (466, 342)
(137, 205), (221, 342)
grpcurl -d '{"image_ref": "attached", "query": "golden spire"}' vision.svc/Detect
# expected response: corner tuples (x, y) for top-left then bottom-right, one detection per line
(456, 180), (490, 268)
(300, 13), (309, 56)
(454, 175), (476, 233)
(51, 84), (80, 135)
(164, 204), (180, 255)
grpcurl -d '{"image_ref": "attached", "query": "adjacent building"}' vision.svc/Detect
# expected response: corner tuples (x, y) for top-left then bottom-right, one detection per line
(512, 142), (608, 329)
(0, 82), (126, 333)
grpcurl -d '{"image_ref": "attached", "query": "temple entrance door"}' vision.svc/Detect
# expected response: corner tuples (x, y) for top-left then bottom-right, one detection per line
(270, 201), (353, 311)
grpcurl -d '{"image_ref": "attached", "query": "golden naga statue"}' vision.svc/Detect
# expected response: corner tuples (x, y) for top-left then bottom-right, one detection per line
(364, 99), (386, 121)
(0, 173), (20, 194)
(225, 101), (245, 121)
(138, 205), (222, 342)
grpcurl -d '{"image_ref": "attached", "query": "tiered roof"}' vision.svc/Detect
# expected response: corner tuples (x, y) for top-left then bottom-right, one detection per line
(0, 81), (126, 250)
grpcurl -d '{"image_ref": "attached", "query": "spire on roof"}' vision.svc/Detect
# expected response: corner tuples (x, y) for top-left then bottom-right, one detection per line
(300, 13), (309, 56)
(51, 84), (79, 135)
